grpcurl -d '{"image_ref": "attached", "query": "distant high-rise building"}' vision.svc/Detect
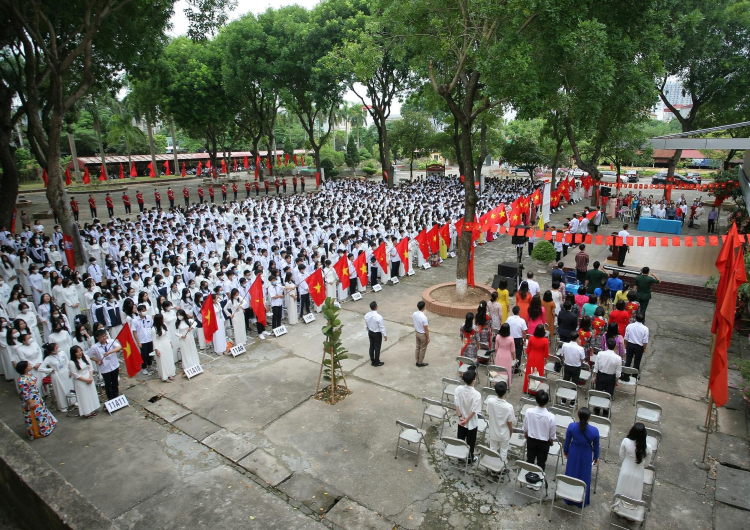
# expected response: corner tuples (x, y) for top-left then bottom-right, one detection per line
(660, 81), (693, 107)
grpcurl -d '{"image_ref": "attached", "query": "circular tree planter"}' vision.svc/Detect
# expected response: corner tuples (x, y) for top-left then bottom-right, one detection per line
(422, 282), (495, 319)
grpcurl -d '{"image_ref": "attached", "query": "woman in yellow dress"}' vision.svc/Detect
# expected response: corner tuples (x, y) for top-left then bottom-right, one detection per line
(496, 278), (510, 324)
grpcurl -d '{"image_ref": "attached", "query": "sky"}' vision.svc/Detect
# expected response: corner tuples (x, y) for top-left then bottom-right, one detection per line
(169, 0), (401, 119)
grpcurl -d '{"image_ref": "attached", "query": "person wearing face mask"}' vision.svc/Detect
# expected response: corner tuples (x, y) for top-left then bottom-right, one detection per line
(0, 317), (14, 380)
(152, 314), (176, 383)
(176, 309), (200, 369)
(68, 345), (100, 418)
(268, 274), (285, 330)
(87, 329), (122, 400)
(90, 294), (109, 330)
(132, 304), (155, 375)
(47, 320), (73, 363)
(13, 333), (44, 391)
(211, 286), (228, 355)
(39, 342), (74, 412)
(17, 304), (43, 347)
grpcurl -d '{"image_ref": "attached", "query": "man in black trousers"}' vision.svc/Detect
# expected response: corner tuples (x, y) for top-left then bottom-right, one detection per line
(364, 301), (387, 366)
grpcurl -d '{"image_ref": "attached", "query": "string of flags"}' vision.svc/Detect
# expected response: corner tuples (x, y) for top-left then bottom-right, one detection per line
(498, 226), (742, 247)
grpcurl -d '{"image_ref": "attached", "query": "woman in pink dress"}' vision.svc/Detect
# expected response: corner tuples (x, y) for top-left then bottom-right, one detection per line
(493, 323), (516, 385)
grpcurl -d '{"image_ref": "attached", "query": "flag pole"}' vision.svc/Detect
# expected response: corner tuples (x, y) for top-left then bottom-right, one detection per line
(702, 394), (714, 463)
(705, 333), (717, 403)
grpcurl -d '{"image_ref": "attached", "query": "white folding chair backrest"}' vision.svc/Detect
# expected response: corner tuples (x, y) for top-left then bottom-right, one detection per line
(397, 420), (419, 431)
(620, 367), (639, 403)
(516, 460), (544, 477)
(481, 387), (496, 412)
(554, 474), (587, 503)
(645, 427), (662, 458)
(527, 374), (549, 395)
(587, 389), (613, 411)
(456, 356), (476, 368)
(554, 379), (578, 399)
(545, 355), (562, 376)
(517, 397), (536, 421)
(442, 436), (469, 452)
(635, 400), (662, 425)
(549, 406), (575, 432)
(487, 365), (510, 387)
(442, 377), (461, 402)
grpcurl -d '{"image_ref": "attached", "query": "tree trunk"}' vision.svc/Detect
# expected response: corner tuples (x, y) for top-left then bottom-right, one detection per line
(170, 117), (179, 175)
(455, 120), (478, 296)
(550, 138), (563, 189)
(0, 123), (19, 230)
(68, 133), (81, 182)
(474, 118), (488, 192)
(147, 120), (158, 178)
(452, 118), (464, 177)
(410, 158), (413, 181)
(314, 149), (322, 180)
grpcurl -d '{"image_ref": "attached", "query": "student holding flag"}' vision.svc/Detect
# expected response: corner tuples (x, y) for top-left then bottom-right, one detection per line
(249, 274), (269, 339)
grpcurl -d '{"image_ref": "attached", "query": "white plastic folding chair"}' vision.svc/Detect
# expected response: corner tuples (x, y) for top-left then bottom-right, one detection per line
(642, 464), (656, 508)
(619, 367), (639, 404)
(477, 348), (495, 365)
(610, 494), (649, 528)
(394, 420), (427, 466)
(516, 396), (536, 425)
(475, 445), (508, 494)
(554, 379), (579, 408)
(441, 436), (471, 477)
(547, 434), (565, 477)
(588, 389), (613, 418)
(476, 412), (489, 443)
(485, 365), (510, 390)
(549, 406), (575, 435)
(544, 355), (563, 378)
(578, 362), (592, 390)
(442, 377), (461, 403)
(421, 397), (449, 436)
(513, 461), (547, 515)
(456, 356), (477, 380)
(635, 400), (662, 426)
(481, 386), (496, 413)
(527, 374), (550, 396)
(508, 426), (527, 460)
(589, 415), (611, 492)
(549, 474), (587, 526)
(645, 427), (662, 460)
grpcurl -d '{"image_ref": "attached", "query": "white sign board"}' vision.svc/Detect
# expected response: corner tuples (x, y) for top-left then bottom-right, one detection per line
(372, 284), (382, 292)
(184, 364), (204, 379)
(303, 313), (316, 323)
(407, 269), (416, 276)
(104, 395), (129, 415)
(390, 277), (400, 284)
(421, 263), (431, 270)
(273, 325), (288, 337)
(229, 344), (246, 357)
(449, 252), (456, 258)
(351, 292), (362, 301)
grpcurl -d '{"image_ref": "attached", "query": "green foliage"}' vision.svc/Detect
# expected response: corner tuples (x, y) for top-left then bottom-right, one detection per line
(320, 145), (344, 168)
(530, 240), (557, 264)
(389, 109), (435, 162)
(362, 160), (377, 175)
(358, 148), (371, 160)
(345, 134), (360, 169)
(283, 136), (295, 159)
(321, 158), (340, 178)
(501, 136), (547, 173)
(320, 298), (348, 392)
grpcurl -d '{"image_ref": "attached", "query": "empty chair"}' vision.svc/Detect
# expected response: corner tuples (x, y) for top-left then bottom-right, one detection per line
(577, 363), (592, 389)
(394, 420), (427, 465)
(441, 436), (471, 477)
(588, 389), (613, 418)
(619, 367), (639, 404)
(549, 406), (575, 434)
(485, 365), (510, 389)
(442, 377), (461, 403)
(645, 427), (662, 460)
(549, 474), (587, 526)
(526, 374), (550, 396)
(589, 415), (611, 492)
(516, 396), (537, 425)
(513, 461), (547, 515)
(544, 354), (563, 378)
(475, 445), (507, 494)
(610, 494), (649, 528)
(508, 426), (527, 460)
(554, 379), (579, 407)
(547, 434), (565, 477)
(456, 356), (477, 380)
(421, 397), (449, 436)
(642, 464), (656, 508)
(635, 400), (662, 426)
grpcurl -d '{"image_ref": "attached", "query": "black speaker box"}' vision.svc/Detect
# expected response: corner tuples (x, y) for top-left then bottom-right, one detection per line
(601, 186), (611, 197)
(492, 275), (517, 296)
(498, 261), (519, 278)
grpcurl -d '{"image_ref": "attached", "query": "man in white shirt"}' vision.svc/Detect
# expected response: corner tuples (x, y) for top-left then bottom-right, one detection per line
(617, 224), (630, 267)
(364, 301), (387, 366)
(506, 306), (528, 356)
(624, 312), (649, 375)
(525, 272), (540, 297)
(522, 389), (556, 472)
(593, 337), (623, 416)
(412, 301), (430, 367)
(87, 329), (122, 400)
(454, 366), (482, 462)
(569, 214), (580, 234)
(486, 381), (514, 464)
(559, 332), (586, 405)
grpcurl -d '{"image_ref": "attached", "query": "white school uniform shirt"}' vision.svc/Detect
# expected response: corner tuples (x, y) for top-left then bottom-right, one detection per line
(364, 310), (386, 336)
(624, 322), (649, 345)
(454, 384), (482, 430)
(486, 396), (515, 441)
(412, 311), (428, 333)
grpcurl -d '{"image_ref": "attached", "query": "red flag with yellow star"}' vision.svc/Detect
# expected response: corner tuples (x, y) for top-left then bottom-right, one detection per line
(305, 268), (326, 306)
(439, 223), (451, 247)
(353, 252), (368, 286)
(249, 276), (267, 327)
(427, 224), (439, 254)
(116, 323), (142, 378)
(201, 294), (218, 342)
(333, 255), (350, 290)
(395, 237), (410, 273)
(415, 229), (430, 260)
(373, 242), (388, 272)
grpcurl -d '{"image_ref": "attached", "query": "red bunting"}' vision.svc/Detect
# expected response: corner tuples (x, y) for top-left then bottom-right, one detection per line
(99, 164), (107, 182)
(82, 165), (90, 184)
(130, 162), (137, 177)
(42, 168), (47, 187)
(65, 167), (72, 185)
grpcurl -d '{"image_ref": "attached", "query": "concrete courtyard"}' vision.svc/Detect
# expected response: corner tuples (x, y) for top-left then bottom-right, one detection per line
(1, 202), (748, 530)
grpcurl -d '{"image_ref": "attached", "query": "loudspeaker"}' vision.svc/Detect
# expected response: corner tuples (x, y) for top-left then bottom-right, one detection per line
(601, 186), (611, 197)
(492, 275), (517, 296)
(498, 261), (519, 278)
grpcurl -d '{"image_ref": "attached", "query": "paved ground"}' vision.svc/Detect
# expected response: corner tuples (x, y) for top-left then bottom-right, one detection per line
(3, 180), (748, 529)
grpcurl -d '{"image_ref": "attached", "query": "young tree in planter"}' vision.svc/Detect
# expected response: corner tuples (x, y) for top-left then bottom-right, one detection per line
(530, 240), (557, 272)
(316, 298), (349, 404)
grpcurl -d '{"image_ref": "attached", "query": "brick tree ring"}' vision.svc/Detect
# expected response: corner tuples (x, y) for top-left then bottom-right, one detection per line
(422, 282), (495, 318)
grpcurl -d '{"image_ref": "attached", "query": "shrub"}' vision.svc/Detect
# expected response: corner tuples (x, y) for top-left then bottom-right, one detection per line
(358, 148), (371, 160)
(321, 158), (339, 178)
(530, 239), (557, 263)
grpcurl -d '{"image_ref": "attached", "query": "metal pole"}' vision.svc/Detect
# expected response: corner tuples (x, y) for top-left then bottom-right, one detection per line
(702, 395), (713, 463)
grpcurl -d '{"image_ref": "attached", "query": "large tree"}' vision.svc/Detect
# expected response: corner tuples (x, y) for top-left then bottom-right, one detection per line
(389, 109), (435, 180)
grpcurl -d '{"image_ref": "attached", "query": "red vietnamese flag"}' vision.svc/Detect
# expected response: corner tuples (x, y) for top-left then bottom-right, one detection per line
(117, 323), (142, 378)
(201, 294), (219, 342)
(415, 229), (430, 259)
(373, 242), (388, 271)
(509, 204), (523, 227)
(65, 167), (72, 185)
(99, 164), (107, 182)
(130, 161), (137, 177)
(243, 155), (249, 169)
(42, 168), (47, 187)
(82, 165), (91, 184)
(205, 159), (211, 169)
(119, 163), (124, 179)
(585, 210), (597, 221)
(293, 154), (298, 165)
(711, 245), (747, 407)
(493, 205), (508, 225)
(163, 160), (171, 176)
(427, 224), (440, 254)
(305, 268), (326, 306)
(147, 162), (156, 178)
(439, 223), (451, 247)
(266, 157), (271, 170)
(197, 161), (202, 176)
(276, 155), (281, 166)
(221, 159), (227, 174)
(395, 237), (410, 273)
(333, 255), (350, 291)
(712, 224), (741, 333)
(181, 162), (186, 177)
(284, 153), (289, 166)
(315, 172), (320, 187)
(353, 252), (368, 286)
(467, 247), (476, 288)
(249, 276), (267, 327)
(531, 189), (541, 204)
(300, 155), (305, 166)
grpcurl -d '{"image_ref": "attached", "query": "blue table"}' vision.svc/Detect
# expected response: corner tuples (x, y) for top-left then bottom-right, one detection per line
(637, 217), (682, 234)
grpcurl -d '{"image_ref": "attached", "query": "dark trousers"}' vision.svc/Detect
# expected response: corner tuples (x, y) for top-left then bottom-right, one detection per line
(528, 242), (534, 256)
(256, 321), (265, 336)
(594, 372), (616, 415)
(199, 196), (204, 203)
(283, 185), (287, 193)
(563, 364), (581, 386)
(592, 223), (599, 233)
(107, 207), (114, 216)
(625, 343), (644, 372)
(124, 204), (131, 214)
(102, 368), (119, 400)
(140, 340), (153, 368)
(368, 330), (382, 364)
(562, 244), (569, 257)
(555, 251), (561, 262)
(526, 437), (551, 471)
(222, 193), (227, 202)
(90, 208), (97, 218)
(299, 293), (310, 316)
(513, 337), (524, 359)
(244, 307), (254, 332)
(708, 219), (715, 233)
(516, 246), (523, 261)
(233, 192), (238, 200)
(155, 201), (161, 209)
(301, 184), (305, 192)
(576, 270), (586, 283)
(255, 189), (259, 197)
(169, 199), (174, 208)
(138, 203), (144, 212)
(349, 277), (357, 295)
(370, 267), (379, 286)
(73, 211), (79, 221)
(390, 261), (400, 278)
(271, 305), (282, 329)
(246, 190), (250, 198)
(457, 425), (478, 460)
(617, 246), (628, 266)
(636, 295), (650, 317)
(293, 185), (297, 193)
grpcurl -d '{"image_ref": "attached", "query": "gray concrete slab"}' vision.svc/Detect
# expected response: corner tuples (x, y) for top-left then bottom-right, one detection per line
(172, 413), (221, 442)
(715, 464), (750, 510)
(123, 381), (160, 404)
(326, 497), (395, 530)
(714, 502), (750, 530)
(717, 406), (748, 438)
(203, 429), (258, 463)
(143, 397), (191, 423)
(238, 449), (293, 486)
(708, 432), (750, 471)
(276, 473), (344, 514)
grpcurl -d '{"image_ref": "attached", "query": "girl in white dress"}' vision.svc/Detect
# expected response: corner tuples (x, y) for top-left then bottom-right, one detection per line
(152, 314), (176, 383)
(17, 303), (43, 347)
(0, 318), (14, 380)
(613, 423), (653, 512)
(68, 345), (100, 418)
(323, 262), (337, 300)
(176, 309), (200, 371)
(161, 301), (181, 364)
(47, 320), (73, 362)
(61, 278), (81, 325)
(37, 294), (54, 341)
(226, 289), (248, 344)
(14, 251), (31, 294)
(283, 274), (298, 325)
(39, 342), (73, 412)
(13, 333), (44, 391)
(211, 288), (228, 355)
